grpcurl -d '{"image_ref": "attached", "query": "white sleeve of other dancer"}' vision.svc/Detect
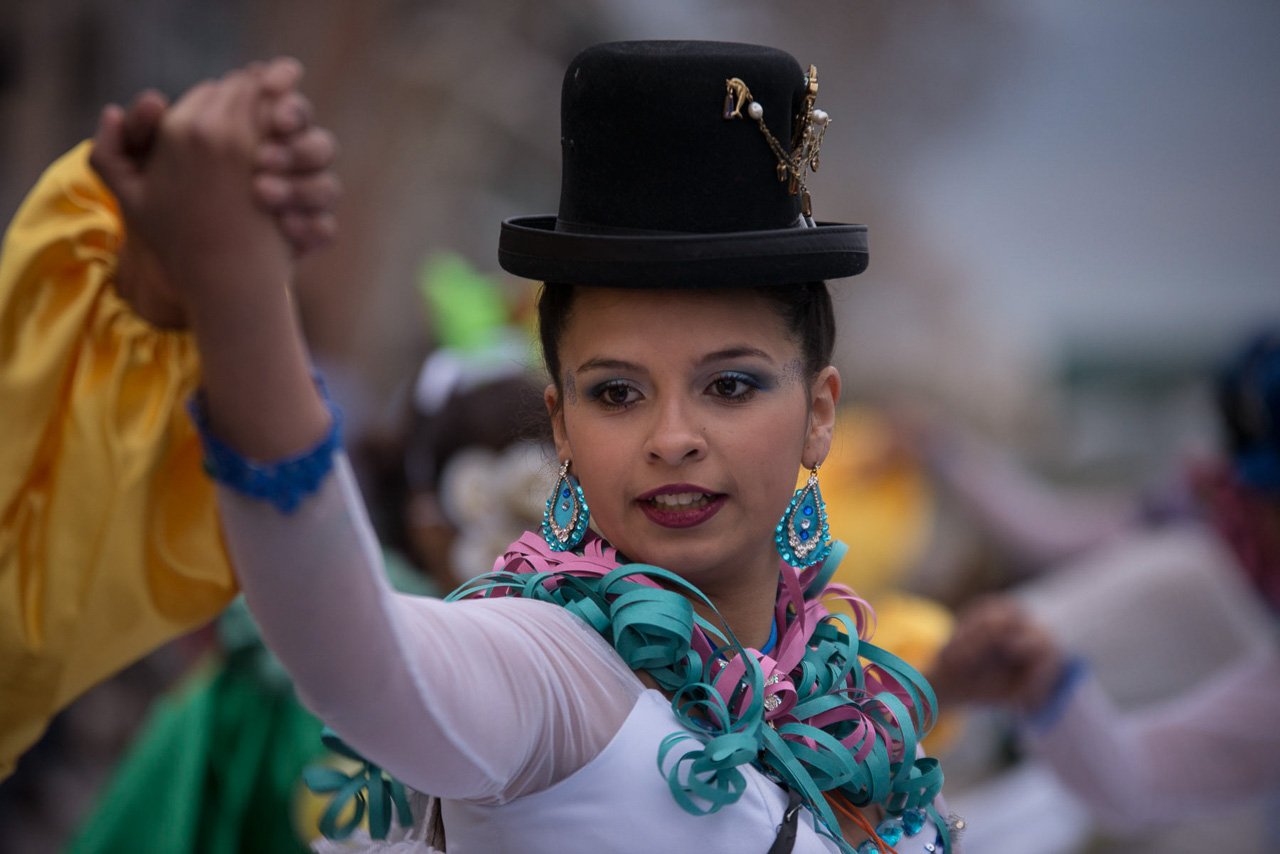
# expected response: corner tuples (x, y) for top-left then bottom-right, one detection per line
(1025, 644), (1280, 829)
(217, 452), (645, 804)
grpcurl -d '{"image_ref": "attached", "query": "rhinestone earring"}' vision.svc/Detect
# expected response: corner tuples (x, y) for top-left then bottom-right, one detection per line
(775, 464), (831, 568)
(543, 459), (590, 551)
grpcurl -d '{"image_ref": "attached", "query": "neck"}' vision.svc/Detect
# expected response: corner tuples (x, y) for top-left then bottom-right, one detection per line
(688, 551), (781, 653)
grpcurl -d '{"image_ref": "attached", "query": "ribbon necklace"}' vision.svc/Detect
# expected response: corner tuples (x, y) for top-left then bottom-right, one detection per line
(447, 530), (949, 853)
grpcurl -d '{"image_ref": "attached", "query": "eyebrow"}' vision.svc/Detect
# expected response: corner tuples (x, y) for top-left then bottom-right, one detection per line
(697, 346), (776, 367)
(575, 357), (643, 374)
(574, 347), (777, 376)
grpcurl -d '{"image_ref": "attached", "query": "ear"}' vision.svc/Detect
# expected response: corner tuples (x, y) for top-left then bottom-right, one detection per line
(545, 383), (570, 462)
(803, 366), (841, 468)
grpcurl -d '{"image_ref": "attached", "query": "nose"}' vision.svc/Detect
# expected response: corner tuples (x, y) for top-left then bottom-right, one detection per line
(643, 396), (707, 466)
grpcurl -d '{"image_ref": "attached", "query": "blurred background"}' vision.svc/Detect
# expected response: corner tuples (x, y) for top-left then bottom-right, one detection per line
(2, 0), (1278, 852)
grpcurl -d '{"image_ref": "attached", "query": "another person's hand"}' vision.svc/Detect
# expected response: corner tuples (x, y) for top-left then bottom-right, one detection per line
(927, 596), (1067, 715)
(91, 58), (339, 328)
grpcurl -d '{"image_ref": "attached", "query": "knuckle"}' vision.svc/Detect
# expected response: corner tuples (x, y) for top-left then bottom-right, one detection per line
(255, 174), (289, 202)
(181, 114), (221, 147)
(313, 128), (338, 160)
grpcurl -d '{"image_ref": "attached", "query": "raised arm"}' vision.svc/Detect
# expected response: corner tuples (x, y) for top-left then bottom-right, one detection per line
(90, 65), (643, 802)
(89, 66), (331, 457)
(0, 58), (339, 779)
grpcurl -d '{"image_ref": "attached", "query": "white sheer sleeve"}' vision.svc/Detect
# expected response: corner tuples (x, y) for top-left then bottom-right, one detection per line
(216, 453), (645, 804)
(1025, 644), (1280, 829)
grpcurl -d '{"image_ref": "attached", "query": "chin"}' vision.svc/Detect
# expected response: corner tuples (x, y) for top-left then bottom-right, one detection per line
(616, 531), (753, 583)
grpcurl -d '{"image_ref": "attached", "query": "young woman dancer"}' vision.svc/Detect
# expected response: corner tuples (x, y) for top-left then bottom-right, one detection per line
(6, 42), (954, 852)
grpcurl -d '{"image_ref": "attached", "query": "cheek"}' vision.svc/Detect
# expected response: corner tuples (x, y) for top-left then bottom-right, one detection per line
(726, 404), (810, 496)
(559, 408), (626, 497)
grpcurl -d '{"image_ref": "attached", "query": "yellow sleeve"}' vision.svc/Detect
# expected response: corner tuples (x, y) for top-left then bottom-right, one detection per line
(0, 142), (237, 778)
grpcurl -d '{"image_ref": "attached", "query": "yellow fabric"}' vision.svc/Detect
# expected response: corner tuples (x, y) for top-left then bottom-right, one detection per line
(810, 409), (961, 751)
(0, 142), (237, 779)
(815, 408), (934, 598)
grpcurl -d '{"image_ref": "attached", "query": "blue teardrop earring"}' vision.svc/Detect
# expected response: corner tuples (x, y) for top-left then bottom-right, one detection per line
(543, 459), (590, 551)
(775, 464), (831, 568)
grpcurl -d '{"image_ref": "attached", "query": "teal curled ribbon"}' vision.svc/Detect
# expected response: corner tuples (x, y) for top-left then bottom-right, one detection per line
(456, 532), (949, 853)
(302, 728), (413, 840)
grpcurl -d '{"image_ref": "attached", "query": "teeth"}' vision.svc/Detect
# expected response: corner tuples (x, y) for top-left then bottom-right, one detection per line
(650, 492), (711, 509)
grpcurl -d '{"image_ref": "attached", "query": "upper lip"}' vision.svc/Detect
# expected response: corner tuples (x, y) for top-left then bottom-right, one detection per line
(636, 483), (721, 501)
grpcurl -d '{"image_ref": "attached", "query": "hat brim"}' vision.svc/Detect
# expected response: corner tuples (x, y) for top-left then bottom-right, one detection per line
(498, 215), (868, 288)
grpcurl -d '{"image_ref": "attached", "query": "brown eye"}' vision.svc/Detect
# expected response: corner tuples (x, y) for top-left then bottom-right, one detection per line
(591, 381), (640, 408)
(713, 378), (739, 396)
(706, 373), (760, 402)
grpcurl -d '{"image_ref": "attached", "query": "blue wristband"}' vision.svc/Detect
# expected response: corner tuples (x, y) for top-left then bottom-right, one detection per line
(1024, 655), (1088, 734)
(188, 377), (343, 514)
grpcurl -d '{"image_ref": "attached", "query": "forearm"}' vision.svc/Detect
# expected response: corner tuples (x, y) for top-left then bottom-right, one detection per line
(1024, 648), (1280, 829)
(184, 269), (330, 461)
(218, 454), (641, 800)
(114, 233), (188, 329)
(91, 65), (331, 462)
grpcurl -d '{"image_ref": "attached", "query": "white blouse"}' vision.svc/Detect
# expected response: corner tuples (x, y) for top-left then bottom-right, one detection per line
(219, 454), (947, 852)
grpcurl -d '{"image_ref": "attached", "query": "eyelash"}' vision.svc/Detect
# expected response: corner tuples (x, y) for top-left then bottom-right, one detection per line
(707, 371), (762, 403)
(586, 372), (763, 411)
(588, 380), (641, 411)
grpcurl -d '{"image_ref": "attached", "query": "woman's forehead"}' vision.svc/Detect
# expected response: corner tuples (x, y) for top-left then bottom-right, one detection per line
(560, 287), (796, 363)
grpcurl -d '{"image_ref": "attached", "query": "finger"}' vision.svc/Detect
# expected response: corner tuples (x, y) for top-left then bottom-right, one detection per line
(283, 126), (338, 172)
(281, 210), (337, 255)
(163, 78), (221, 134)
(252, 173), (291, 209)
(121, 89), (169, 158)
(267, 91), (313, 137)
(292, 172), (342, 210)
(254, 140), (293, 172)
(259, 56), (304, 97)
(211, 68), (271, 152)
(254, 128), (337, 174)
(89, 104), (132, 197)
(255, 172), (342, 212)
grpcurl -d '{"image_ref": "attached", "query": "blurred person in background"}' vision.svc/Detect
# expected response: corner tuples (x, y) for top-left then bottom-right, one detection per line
(354, 252), (553, 594)
(926, 328), (1280, 842)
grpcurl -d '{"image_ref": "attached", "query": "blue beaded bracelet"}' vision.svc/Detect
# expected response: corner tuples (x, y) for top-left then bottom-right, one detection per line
(188, 378), (343, 514)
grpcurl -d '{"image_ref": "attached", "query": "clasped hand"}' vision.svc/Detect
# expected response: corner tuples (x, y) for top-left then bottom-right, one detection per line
(90, 58), (340, 328)
(927, 596), (1068, 714)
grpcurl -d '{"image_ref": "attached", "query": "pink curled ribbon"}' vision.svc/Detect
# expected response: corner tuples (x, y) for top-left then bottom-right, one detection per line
(446, 532), (948, 853)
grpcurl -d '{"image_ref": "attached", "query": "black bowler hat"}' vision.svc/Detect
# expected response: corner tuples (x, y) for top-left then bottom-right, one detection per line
(497, 40), (868, 288)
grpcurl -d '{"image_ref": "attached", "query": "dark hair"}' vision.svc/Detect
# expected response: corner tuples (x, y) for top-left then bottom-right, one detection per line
(354, 374), (547, 562)
(537, 282), (836, 397)
(1215, 328), (1280, 500)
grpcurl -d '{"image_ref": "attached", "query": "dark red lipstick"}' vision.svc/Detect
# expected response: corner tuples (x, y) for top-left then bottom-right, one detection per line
(637, 484), (727, 529)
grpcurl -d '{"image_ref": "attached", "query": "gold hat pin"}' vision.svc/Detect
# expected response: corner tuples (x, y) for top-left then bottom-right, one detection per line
(723, 65), (829, 218)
